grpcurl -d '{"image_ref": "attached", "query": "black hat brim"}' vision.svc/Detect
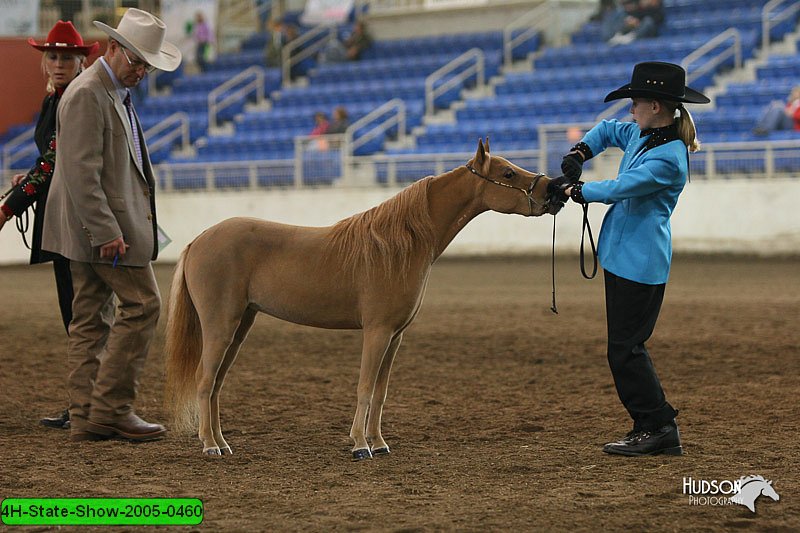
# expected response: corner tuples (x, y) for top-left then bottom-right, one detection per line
(604, 83), (710, 104)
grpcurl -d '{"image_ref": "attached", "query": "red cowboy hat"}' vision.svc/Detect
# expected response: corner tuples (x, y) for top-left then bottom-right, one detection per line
(28, 20), (100, 56)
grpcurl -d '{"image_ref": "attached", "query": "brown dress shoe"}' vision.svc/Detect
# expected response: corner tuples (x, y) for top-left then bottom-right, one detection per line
(70, 431), (110, 442)
(87, 413), (166, 442)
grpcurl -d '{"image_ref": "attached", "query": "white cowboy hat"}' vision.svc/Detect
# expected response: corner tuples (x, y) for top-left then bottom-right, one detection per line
(94, 8), (181, 72)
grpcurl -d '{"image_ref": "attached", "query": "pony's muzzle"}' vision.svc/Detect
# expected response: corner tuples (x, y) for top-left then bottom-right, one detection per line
(541, 176), (566, 215)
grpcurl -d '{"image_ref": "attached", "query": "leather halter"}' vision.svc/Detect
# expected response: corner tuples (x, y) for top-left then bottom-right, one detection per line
(464, 164), (548, 216)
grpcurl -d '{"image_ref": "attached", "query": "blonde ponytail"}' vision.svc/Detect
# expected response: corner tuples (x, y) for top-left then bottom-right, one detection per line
(661, 100), (700, 152)
(676, 104), (700, 153)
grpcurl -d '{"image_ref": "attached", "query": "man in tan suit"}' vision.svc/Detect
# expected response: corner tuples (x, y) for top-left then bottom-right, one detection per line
(42, 9), (181, 442)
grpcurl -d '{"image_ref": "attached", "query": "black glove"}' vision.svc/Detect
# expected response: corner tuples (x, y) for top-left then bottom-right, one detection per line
(547, 175), (570, 204)
(561, 152), (584, 182)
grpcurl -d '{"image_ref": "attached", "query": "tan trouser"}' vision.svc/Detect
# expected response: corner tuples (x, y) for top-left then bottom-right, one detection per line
(67, 261), (161, 430)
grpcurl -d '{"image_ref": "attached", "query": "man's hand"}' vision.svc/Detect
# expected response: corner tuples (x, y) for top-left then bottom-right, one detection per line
(100, 236), (129, 260)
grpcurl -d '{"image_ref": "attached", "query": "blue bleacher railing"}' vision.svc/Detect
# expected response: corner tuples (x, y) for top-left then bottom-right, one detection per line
(426, 48), (484, 116)
(208, 65), (267, 129)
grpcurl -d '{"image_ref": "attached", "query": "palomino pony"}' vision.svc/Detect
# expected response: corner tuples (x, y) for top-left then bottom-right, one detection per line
(165, 139), (561, 459)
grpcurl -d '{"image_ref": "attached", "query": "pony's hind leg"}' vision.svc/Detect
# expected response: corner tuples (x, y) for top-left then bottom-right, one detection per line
(350, 327), (395, 461)
(196, 311), (249, 456)
(367, 332), (403, 456)
(210, 307), (258, 455)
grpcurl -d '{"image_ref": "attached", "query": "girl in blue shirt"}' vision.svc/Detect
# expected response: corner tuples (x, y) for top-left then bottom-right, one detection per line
(551, 62), (709, 456)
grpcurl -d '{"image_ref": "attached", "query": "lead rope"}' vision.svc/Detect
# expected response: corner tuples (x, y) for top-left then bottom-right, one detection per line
(1, 185), (32, 250)
(16, 206), (32, 250)
(580, 203), (597, 279)
(550, 213), (558, 314)
(550, 202), (598, 315)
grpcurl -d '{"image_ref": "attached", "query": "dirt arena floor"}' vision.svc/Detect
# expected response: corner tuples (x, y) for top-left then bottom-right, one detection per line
(0, 254), (798, 532)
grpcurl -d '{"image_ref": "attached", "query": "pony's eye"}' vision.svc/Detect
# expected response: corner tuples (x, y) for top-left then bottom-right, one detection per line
(503, 168), (515, 180)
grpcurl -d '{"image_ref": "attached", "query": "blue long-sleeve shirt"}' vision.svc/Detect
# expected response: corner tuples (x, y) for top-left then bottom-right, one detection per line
(579, 119), (689, 285)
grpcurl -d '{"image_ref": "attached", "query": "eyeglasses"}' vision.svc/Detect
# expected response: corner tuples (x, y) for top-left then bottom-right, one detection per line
(120, 46), (156, 74)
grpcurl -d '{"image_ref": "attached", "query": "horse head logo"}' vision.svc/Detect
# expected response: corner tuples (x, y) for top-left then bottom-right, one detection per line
(729, 475), (780, 513)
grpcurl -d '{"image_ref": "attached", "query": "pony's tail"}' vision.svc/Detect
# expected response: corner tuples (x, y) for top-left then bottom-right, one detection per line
(164, 243), (203, 434)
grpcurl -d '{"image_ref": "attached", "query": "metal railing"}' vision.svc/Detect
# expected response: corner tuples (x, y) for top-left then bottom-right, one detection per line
(346, 98), (407, 156)
(370, 149), (541, 187)
(503, 1), (560, 67)
(762, 0), (800, 52)
(291, 99), (407, 186)
(693, 139), (800, 178)
(1, 126), (36, 174)
(208, 65), (266, 129)
(7, 139), (799, 193)
(282, 24), (338, 88)
(682, 28), (741, 86)
(425, 48), (485, 116)
(145, 112), (191, 154)
(536, 122), (595, 174)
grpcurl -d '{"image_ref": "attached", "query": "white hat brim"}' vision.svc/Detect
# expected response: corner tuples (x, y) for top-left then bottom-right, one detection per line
(94, 20), (182, 72)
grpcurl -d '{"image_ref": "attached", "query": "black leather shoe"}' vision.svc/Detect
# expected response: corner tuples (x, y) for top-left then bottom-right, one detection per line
(40, 409), (70, 430)
(603, 423), (683, 456)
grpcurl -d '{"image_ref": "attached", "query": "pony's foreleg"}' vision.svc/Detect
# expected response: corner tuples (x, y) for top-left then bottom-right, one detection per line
(210, 307), (258, 455)
(366, 332), (403, 456)
(350, 327), (394, 461)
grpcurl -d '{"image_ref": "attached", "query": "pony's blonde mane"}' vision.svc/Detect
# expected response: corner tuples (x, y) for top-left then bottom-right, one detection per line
(326, 176), (438, 278)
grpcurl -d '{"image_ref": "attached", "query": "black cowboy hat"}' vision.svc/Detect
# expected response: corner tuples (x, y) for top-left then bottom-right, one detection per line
(604, 61), (710, 104)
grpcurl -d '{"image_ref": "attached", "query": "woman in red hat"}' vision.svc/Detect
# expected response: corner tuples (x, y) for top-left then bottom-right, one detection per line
(0, 21), (98, 430)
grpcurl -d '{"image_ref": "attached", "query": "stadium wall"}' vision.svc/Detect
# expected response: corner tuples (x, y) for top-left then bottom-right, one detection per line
(0, 39), (50, 136)
(367, 0), (593, 41)
(1, 179), (798, 266)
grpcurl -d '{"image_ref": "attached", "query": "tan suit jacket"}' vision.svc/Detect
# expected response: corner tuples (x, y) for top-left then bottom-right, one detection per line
(42, 59), (158, 267)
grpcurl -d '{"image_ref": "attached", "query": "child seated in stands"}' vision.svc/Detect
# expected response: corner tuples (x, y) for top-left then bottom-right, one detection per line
(753, 86), (800, 136)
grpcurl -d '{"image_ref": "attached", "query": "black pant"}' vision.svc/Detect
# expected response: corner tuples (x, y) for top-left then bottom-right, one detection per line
(604, 270), (677, 431)
(53, 255), (74, 334)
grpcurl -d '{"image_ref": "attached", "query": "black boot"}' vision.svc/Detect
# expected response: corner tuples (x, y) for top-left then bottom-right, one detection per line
(603, 422), (682, 456)
(40, 409), (70, 430)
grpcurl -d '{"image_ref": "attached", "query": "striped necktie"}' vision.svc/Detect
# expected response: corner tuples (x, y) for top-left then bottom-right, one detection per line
(123, 91), (143, 168)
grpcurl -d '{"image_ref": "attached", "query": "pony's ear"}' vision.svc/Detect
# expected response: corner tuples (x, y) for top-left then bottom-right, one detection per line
(475, 138), (490, 174)
(484, 136), (490, 154)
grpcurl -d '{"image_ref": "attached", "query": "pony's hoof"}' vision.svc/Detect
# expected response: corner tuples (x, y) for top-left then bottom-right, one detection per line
(203, 447), (222, 456)
(372, 446), (390, 456)
(352, 448), (373, 461)
(222, 446), (233, 455)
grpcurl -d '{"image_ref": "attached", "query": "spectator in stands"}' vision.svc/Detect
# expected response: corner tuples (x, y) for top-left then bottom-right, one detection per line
(0, 21), (98, 431)
(328, 106), (350, 134)
(753, 86), (800, 136)
(318, 20), (372, 63)
(592, 0), (618, 23)
(606, 0), (664, 45)
(265, 18), (300, 68)
(549, 62), (710, 457)
(310, 112), (330, 136)
(309, 111), (331, 150)
(191, 11), (214, 72)
(256, 0), (272, 32)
